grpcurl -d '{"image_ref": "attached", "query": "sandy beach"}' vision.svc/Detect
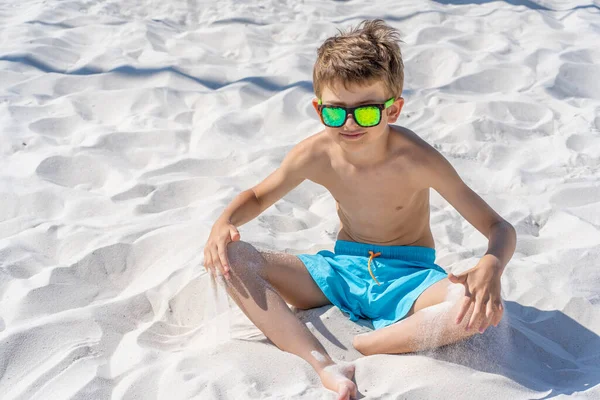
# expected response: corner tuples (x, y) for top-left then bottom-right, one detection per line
(1, 0), (599, 398)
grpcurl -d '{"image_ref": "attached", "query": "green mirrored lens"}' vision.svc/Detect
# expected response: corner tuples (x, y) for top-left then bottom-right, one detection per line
(354, 106), (380, 127)
(322, 107), (346, 127)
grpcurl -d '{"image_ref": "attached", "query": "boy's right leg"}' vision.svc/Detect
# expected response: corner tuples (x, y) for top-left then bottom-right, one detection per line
(222, 240), (357, 400)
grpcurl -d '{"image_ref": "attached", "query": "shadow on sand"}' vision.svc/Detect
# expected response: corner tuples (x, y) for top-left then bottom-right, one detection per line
(430, 0), (599, 12)
(301, 300), (599, 398)
(420, 301), (600, 398)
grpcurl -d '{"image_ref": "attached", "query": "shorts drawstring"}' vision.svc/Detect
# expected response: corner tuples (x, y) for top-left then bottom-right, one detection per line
(368, 250), (382, 286)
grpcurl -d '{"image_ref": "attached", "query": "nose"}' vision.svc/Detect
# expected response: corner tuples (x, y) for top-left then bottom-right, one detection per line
(343, 113), (360, 130)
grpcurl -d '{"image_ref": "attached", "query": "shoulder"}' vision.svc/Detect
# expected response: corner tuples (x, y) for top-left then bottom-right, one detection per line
(389, 125), (441, 164)
(281, 130), (330, 174)
(389, 125), (455, 185)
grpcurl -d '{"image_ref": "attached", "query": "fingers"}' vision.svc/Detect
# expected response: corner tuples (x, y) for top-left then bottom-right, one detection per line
(455, 294), (472, 325)
(203, 251), (210, 272)
(480, 298), (504, 332)
(230, 227), (240, 242)
(204, 243), (228, 281)
(212, 244), (225, 276)
(448, 272), (467, 284)
(216, 243), (231, 281)
(204, 251), (215, 277)
(478, 299), (494, 333)
(204, 223), (238, 281)
(492, 301), (504, 327)
(467, 296), (485, 331)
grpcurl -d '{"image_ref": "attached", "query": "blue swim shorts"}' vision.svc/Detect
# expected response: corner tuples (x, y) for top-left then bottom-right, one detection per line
(296, 240), (448, 330)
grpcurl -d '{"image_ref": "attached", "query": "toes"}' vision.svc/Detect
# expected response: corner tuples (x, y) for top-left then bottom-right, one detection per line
(341, 361), (356, 375)
(337, 384), (349, 400)
(337, 382), (355, 400)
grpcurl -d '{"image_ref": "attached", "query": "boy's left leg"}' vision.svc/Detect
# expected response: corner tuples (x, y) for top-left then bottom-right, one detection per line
(352, 278), (488, 355)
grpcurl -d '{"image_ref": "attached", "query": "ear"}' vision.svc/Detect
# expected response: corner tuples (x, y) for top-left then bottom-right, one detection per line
(312, 98), (324, 124)
(386, 97), (405, 124)
(311, 98), (320, 114)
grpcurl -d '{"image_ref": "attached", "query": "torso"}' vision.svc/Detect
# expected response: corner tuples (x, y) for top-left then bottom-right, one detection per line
(304, 125), (435, 248)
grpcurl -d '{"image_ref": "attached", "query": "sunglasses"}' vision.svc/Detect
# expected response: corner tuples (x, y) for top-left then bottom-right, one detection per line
(317, 97), (395, 128)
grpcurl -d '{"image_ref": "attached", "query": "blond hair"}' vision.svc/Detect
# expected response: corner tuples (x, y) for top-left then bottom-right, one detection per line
(313, 19), (404, 99)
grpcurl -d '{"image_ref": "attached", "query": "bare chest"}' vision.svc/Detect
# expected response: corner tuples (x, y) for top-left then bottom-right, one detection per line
(303, 129), (434, 246)
(317, 162), (423, 223)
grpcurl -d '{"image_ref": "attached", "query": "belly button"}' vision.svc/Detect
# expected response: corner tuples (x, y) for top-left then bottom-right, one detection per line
(396, 206), (403, 210)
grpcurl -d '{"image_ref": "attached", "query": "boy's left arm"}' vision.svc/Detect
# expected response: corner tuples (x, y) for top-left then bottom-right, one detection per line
(424, 148), (517, 333)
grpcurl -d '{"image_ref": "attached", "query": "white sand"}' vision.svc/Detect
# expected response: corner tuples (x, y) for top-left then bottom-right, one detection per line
(1, 0), (600, 398)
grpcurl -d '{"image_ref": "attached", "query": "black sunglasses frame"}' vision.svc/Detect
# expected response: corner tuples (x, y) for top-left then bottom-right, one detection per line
(317, 97), (395, 128)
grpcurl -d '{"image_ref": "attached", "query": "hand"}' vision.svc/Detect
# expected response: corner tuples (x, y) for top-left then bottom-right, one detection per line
(448, 255), (504, 334)
(203, 220), (241, 281)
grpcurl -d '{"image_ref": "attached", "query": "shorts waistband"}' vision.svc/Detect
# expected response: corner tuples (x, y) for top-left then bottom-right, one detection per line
(333, 240), (436, 263)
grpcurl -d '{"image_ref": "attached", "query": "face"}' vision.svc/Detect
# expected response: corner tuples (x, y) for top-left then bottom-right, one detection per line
(312, 80), (404, 147)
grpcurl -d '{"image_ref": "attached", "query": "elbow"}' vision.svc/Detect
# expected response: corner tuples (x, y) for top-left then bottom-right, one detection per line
(249, 188), (266, 213)
(504, 220), (516, 239)
(249, 188), (259, 202)
(506, 221), (517, 247)
(493, 219), (517, 247)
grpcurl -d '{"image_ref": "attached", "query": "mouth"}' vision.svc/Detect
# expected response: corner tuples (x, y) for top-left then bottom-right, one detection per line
(340, 131), (365, 139)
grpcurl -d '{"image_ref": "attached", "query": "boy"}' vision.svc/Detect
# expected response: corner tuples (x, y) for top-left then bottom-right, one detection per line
(203, 19), (516, 400)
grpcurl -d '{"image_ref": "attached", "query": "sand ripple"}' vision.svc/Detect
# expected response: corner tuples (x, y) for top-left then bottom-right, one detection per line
(1, 0), (599, 399)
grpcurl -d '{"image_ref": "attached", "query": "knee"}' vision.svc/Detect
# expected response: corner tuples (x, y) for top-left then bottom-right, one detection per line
(225, 240), (265, 276)
(225, 240), (251, 259)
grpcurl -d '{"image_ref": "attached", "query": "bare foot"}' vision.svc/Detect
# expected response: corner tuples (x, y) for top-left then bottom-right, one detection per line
(318, 362), (357, 400)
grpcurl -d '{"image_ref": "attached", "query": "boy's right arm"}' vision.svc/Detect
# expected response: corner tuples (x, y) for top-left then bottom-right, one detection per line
(204, 142), (312, 280)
